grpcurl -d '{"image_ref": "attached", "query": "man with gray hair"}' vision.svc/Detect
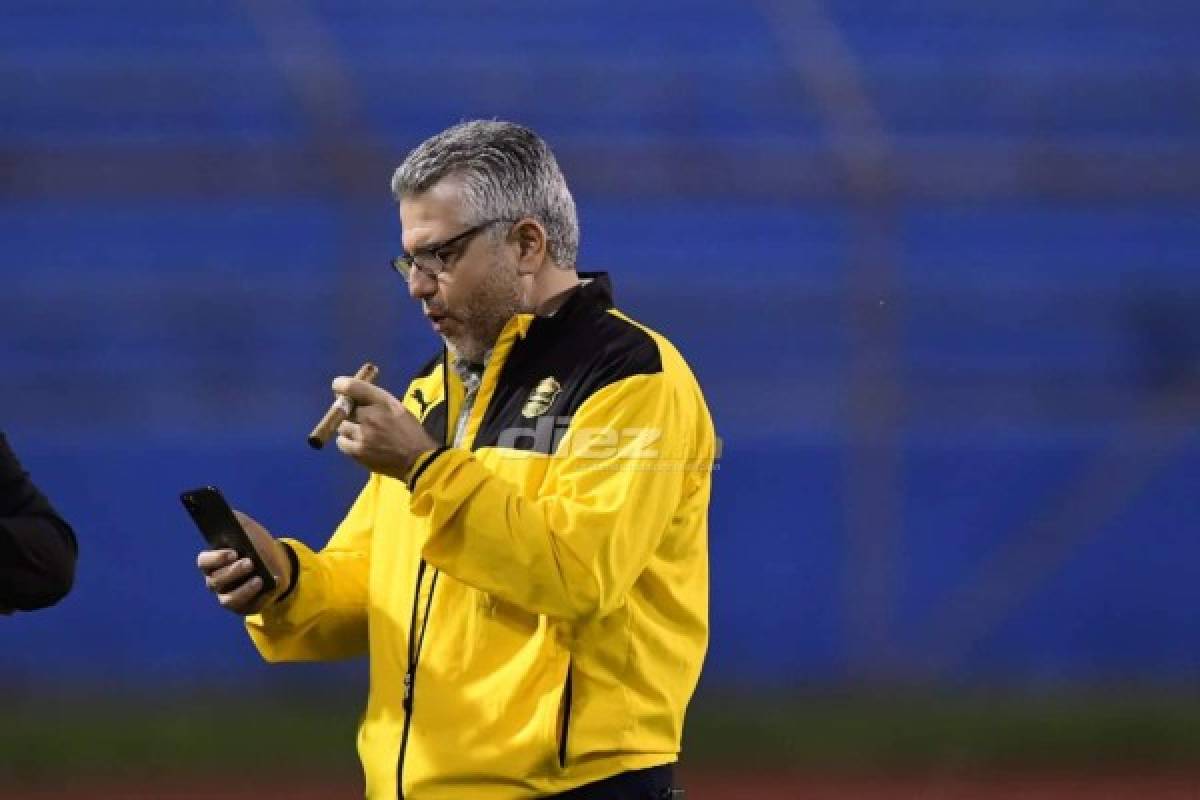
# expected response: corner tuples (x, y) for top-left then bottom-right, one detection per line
(197, 120), (715, 798)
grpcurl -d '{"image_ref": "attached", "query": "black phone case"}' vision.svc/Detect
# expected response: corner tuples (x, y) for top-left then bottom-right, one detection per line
(180, 486), (278, 596)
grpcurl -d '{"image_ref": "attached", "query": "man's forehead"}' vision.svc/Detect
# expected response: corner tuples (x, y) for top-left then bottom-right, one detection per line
(399, 180), (467, 250)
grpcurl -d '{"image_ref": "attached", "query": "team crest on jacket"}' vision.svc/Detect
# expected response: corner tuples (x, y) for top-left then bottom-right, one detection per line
(522, 377), (562, 418)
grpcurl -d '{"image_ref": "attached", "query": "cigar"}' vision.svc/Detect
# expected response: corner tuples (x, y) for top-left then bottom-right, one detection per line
(308, 362), (380, 449)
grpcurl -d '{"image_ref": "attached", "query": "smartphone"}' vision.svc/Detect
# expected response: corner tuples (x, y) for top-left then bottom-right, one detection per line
(180, 486), (278, 596)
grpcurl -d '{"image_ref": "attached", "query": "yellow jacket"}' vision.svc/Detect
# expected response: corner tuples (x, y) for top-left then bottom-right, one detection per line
(247, 276), (714, 798)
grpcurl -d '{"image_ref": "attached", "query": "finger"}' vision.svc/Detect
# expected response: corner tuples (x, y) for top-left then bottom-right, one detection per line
(337, 419), (362, 440)
(357, 398), (416, 425)
(336, 432), (363, 458)
(197, 549), (238, 573)
(332, 377), (393, 407)
(217, 575), (265, 613)
(207, 558), (256, 592)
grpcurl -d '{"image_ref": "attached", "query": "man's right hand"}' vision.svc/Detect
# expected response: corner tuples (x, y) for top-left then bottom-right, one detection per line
(196, 510), (293, 616)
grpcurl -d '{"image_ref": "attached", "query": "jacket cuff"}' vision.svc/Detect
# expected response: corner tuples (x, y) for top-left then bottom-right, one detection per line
(246, 537), (319, 632)
(406, 446), (452, 491)
(274, 540), (301, 603)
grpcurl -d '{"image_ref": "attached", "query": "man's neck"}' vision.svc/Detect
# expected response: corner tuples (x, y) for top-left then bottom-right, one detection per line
(532, 268), (581, 316)
(459, 268), (581, 361)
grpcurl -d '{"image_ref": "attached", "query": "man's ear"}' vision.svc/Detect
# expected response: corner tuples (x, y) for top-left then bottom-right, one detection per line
(512, 218), (548, 275)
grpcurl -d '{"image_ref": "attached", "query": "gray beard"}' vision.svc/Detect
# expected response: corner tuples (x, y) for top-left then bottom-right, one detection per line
(443, 259), (526, 363)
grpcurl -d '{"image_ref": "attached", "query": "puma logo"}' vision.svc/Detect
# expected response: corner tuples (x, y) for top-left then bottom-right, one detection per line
(412, 388), (432, 418)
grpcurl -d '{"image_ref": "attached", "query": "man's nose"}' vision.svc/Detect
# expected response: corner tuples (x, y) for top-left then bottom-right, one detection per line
(407, 270), (438, 302)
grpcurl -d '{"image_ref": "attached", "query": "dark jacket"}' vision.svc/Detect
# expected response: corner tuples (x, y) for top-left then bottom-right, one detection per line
(0, 433), (77, 611)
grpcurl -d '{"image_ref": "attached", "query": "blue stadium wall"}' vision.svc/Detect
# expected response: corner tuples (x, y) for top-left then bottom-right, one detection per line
(2, 1), (1198, 688)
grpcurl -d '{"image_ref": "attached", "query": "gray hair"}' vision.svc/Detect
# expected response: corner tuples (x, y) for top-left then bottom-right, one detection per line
(390, 120), (579, 267)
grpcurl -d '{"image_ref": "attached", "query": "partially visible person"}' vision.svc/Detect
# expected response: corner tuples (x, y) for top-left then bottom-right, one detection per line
(0, 432), (77, 613)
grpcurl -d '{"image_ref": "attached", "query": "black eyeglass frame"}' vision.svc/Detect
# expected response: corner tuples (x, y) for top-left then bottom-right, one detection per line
(390, 219), (510, 282)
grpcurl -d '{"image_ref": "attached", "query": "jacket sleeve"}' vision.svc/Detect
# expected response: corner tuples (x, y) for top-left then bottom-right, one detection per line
(409, 370), (713, 621)
(245, 475), (378, 661)
(0, 433), (77, 611)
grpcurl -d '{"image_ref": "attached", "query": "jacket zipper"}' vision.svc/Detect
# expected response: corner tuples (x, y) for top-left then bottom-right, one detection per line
(558, 660), (573, 769)
(396, 559), (439, 798)
(396, 351), (451, 798)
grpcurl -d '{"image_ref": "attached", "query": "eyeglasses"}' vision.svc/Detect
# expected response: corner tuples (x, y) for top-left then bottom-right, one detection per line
(390, 219), (508, 283)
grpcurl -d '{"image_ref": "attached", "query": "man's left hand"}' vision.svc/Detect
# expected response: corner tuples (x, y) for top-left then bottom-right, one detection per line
(332, 376), (440, 481)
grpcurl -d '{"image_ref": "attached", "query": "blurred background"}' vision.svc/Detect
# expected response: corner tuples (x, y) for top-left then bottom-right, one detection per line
(2, 1), (1198, 798)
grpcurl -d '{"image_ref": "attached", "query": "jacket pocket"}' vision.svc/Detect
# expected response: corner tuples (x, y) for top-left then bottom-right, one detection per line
(556, 659), (573, 769)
